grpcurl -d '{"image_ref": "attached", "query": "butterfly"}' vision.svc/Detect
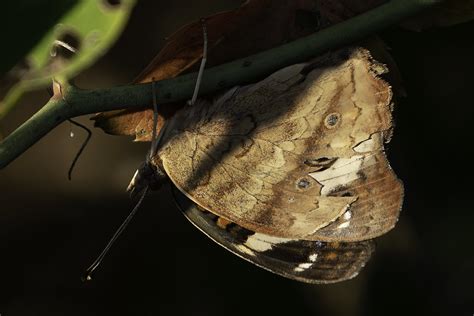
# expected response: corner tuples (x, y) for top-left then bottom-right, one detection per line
(122, 47), (403, 283)
(124, 47), (403, 283)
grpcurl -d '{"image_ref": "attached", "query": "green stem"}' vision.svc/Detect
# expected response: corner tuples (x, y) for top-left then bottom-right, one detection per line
(0, 0), (442, 169)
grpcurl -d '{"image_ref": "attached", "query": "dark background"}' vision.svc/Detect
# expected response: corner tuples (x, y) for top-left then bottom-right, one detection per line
(1, 1), (473, 315)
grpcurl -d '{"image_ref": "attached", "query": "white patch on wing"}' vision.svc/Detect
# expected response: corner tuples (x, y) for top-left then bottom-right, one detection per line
(309, 154), (377, 196)
(294, 262), (313, 272)
(309, 253), (318, 262)
(235, 244), (255, 256)
(309, 134), (380, 196)
(343, 210), (352, 220)
(299, 263), (313, 269)
(335, 210), (353, 229)
(244, 233), (292, 252)
(310, 155), (364, 196)
(244, 238), (272, 252)
(337, 221), (351, 229)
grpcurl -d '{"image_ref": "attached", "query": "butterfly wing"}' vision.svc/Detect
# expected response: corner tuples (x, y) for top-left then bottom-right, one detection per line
(158, 47), (403, 241)
(172, 186), (374, 284)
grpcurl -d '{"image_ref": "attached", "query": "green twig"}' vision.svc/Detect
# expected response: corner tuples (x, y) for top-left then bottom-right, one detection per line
(0, 0), (442, 169)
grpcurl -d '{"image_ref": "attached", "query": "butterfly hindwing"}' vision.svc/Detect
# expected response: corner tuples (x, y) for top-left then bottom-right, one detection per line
(172, 186), (374, 284)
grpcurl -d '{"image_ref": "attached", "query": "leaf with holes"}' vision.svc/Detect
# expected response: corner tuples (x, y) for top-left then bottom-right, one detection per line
(0, 0), (136, 120)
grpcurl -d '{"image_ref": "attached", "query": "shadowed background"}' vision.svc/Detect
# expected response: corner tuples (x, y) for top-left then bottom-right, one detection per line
(1, 1), (473, 315)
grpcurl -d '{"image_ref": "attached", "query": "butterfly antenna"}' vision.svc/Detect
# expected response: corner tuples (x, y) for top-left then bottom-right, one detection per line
(67, 119), (92, 181)
(83, 32), (162, 281)
(84, 81), (157, 280)
(83, 186), (149, 282)
(189, 18), (208, 107)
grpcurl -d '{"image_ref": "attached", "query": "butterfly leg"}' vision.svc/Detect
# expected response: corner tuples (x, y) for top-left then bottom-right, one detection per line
(188, 18), (208, 107)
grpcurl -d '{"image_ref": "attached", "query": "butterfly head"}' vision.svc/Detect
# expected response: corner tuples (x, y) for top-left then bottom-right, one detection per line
(127, 160), (166, 199)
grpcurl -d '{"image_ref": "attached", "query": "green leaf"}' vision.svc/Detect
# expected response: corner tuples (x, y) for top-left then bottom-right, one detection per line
(0, 1), (79, 74)
(0, 0), (136, 120)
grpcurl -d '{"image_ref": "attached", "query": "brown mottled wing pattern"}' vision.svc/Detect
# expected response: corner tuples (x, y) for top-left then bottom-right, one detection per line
(158, 47), (403, 241)
(173, 186), (374, 284)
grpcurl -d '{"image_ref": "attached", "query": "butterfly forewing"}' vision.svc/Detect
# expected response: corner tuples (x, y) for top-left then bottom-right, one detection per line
(157, 47), (403, 242)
